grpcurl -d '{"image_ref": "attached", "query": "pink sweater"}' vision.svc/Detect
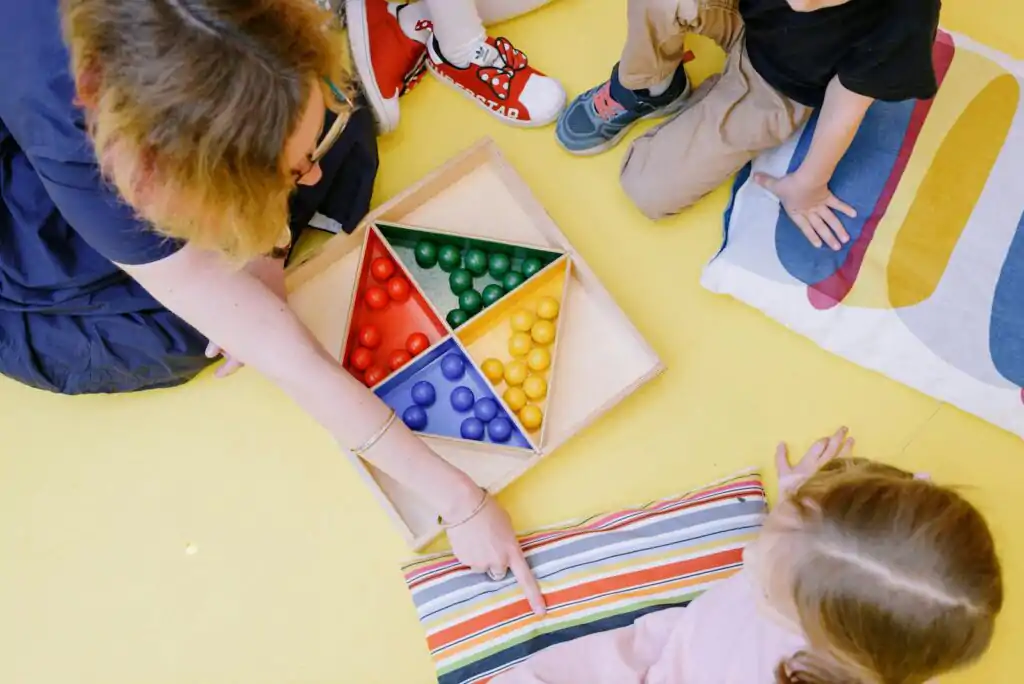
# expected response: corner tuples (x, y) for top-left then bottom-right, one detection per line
(492, 569), (808, 684)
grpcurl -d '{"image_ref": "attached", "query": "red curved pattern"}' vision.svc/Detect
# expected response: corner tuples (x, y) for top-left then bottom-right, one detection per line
(808, 32), (956, 310)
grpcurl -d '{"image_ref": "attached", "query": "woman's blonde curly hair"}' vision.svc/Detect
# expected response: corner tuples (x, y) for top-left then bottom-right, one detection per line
(62, 0), (355, 260)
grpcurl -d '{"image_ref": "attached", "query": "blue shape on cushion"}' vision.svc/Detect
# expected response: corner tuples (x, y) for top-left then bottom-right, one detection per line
(718, 163), (752, 258)
(774, 100), (917, 286)
(990, 212), (1024, 387)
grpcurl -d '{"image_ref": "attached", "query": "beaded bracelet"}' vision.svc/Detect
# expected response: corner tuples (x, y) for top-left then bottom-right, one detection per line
(351, 409), (397, 457)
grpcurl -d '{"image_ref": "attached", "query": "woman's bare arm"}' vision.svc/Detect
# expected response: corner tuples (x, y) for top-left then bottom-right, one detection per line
(121, 243), (482, 519)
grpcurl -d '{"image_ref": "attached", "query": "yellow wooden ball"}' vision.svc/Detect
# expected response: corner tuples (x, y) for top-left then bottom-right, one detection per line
(481, 358), (505, 384)
(526, 347), (551, 372)
(510, 308), (536, 332)
(503, 386), (528, 412)
(508, 331), (533, 357)
(531, 319), (556, 345)
(503, 360), (529, 386)
(519, 404), (544, 431)
(536, 296), (560, 320)
(522, 375), (548, 400)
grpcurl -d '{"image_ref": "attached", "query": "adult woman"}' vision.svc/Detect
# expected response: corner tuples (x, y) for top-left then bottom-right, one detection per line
(0, 0), (543, 610)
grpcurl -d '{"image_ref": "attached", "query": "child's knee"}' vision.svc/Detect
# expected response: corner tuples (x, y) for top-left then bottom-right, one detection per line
(619, 137), (694, 219)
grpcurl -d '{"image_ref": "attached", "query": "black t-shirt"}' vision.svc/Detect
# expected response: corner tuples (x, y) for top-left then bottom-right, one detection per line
(742, 0), (941, 107)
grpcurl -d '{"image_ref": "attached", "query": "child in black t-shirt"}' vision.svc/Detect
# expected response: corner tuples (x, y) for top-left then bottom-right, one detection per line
(556, 0), (940, 250)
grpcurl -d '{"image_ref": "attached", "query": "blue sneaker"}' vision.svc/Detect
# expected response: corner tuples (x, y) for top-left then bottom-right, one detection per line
(556, 63), (691, 156)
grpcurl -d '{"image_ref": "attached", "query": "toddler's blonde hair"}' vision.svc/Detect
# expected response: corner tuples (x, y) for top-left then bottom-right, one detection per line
(773, 459), (1002, 684)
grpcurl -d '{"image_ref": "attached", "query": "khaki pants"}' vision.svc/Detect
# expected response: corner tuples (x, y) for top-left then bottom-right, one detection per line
(617, 0), (812, 219)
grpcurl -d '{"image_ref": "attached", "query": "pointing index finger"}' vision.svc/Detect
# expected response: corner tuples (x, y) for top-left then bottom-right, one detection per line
(509, 549), (546, 617)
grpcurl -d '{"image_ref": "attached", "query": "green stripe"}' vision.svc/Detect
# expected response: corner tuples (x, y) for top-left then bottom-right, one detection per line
(435, 587), (715, 675)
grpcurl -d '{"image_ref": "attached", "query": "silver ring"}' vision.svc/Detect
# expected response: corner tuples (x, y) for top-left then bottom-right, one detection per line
(487, 568), (508, 581)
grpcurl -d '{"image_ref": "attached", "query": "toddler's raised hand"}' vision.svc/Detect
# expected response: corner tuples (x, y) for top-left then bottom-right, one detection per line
(775, 426), (854, 495)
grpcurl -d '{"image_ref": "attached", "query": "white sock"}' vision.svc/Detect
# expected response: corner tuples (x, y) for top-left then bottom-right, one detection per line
(440, 33), (487, 68)
(645, 72), (675, 97)
(395, 2), (431, 40)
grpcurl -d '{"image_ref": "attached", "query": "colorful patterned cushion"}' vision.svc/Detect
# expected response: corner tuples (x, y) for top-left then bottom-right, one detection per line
(702, 29), (1024, 437)
(402, 472), (767, 684)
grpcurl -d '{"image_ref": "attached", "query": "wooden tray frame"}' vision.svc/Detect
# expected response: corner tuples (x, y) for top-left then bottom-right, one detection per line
(286, 139), (665, 549)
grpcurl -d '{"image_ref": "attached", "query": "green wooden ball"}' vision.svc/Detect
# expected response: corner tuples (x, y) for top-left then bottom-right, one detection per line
(448, 268), (473, 295)
(521, 257), (544, 278)
(464, 248), (488, 276)
(414, 240), (438, 268)
(488, 253), (511, 278)
(459, 289), (483, 315)
(481, 284), (505, 307)
(502, 271), (525, 292)
(437, 244), (462, 273)
(446, 308), (469, 328)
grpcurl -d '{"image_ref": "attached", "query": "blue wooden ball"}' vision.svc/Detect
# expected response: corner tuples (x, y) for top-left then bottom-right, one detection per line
(460, 417), (485, 441)
(450, 386), (476, 412)
(440, 353), (466, 380)
(487, 417), (513, 443)
(411, 381), (436, 407)
(473, 397), (499, 423)
(402, 405), (428, 431)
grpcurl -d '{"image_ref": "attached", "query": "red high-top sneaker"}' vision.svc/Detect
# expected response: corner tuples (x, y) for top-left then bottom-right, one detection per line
(347, 0), (431, 133)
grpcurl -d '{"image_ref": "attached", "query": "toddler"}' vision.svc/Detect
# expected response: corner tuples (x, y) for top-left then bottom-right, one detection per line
(557, 0), (940, 251)
(346, 0), (565, 132)
(494, 427), (1003, 683)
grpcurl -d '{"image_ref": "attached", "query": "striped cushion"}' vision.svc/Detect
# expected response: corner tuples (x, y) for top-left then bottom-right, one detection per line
(402, 472), (767, 684)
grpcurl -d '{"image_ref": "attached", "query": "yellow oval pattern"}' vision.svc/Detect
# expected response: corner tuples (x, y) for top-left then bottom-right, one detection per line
(887, 75), (1020, 309)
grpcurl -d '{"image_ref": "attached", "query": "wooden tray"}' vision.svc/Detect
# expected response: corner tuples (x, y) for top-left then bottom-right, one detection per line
(286, 139), (664, 549)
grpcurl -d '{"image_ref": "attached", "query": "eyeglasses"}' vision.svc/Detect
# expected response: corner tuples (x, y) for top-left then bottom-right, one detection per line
(292, 78), (350, 183)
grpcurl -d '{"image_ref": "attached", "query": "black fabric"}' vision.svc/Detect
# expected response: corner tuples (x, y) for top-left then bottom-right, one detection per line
(289, 105), (379, 242)
(741, 0), (941, 107)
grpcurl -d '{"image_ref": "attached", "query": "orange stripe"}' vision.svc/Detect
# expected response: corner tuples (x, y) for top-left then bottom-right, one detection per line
(427, 547), (744, 651)
(435, 565), (743, 659)
(408, 482), (763, 589)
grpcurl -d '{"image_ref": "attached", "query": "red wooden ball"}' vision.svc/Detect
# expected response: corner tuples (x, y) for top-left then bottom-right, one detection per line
(406, 332), (430, 356)
(358, 325), (382, 349)
(364, 365), (388, 387)
(386, 276), (411, 302)
(350, 346), (374, 371)
(364, 286), (389, 310)
(370, 257), (396, 282)
(388, 349), (412, 371)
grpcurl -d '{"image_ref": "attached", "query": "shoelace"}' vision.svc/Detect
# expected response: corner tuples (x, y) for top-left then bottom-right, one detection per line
(400, 50), (429, 96)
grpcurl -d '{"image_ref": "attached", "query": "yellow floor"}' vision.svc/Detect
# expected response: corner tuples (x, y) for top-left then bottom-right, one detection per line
(2, 1), (1022, 681)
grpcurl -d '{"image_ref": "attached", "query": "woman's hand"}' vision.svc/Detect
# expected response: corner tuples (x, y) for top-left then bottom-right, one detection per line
(775, 426), (854, 495)
(447, 494), (547, 616)
(755, 173), (855, 251)
(205, 255), (288, 378)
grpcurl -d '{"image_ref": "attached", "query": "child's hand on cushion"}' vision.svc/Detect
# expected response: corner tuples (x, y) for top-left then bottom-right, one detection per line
(775, 426), (854, 495)
(755, 173), (854, 251)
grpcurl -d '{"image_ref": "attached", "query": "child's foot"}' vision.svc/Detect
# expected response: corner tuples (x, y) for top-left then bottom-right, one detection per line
(556, 63), (691, 155)
(346, 0), (432, 134)
(426, 35), (566, 127)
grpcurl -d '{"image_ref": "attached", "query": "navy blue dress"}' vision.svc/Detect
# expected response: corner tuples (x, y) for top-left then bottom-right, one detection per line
(0, 2), (377, 394)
